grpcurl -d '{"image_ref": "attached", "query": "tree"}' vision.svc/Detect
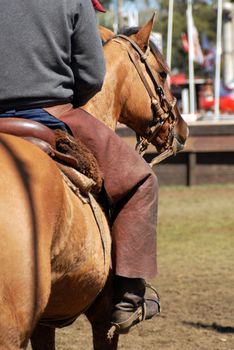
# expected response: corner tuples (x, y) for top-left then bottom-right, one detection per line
(101, 0), (112, 9)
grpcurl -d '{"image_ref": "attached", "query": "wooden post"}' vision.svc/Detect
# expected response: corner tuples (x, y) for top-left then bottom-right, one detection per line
(187, 152), (196, 186)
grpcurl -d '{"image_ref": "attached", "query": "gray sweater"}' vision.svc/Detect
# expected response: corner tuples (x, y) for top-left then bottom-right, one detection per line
(0, 0), (106, 110)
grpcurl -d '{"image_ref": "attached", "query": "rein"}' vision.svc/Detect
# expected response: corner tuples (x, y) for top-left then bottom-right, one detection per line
(112, 34), (178, 166)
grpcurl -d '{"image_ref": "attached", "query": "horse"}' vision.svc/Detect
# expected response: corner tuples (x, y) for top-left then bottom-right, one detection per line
(0, 15), (188, 350)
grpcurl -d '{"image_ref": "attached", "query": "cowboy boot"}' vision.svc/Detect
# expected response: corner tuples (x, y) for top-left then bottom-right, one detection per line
(108, 276), (160, 338)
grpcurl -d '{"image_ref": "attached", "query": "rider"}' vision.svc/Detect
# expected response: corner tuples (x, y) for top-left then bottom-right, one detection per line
(0, 0), (160, 333)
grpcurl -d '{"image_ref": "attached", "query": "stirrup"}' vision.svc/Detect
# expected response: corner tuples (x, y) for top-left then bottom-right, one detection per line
(107, 284), (160, 340)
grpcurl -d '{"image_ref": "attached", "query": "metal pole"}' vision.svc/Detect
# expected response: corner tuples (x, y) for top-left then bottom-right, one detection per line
(166, 0), (174, 70)
(187, 0), (196, 114)
(223, 2), (234, 85)
(214, 0), (223, 118)
(118, 0), (123, 30)
(113, 0), (118, 33)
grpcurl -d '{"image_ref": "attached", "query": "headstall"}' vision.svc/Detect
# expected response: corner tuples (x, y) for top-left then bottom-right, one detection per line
(112, 34), (178, 167)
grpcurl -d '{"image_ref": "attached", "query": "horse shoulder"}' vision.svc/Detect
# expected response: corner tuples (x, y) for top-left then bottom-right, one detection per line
(45, 184), (112, 318)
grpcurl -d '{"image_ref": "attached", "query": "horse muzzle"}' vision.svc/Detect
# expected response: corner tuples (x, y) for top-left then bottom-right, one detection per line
(149, 125), (189, 168)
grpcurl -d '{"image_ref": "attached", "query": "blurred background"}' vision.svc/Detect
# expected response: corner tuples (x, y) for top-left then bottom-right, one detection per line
(98, 0), (234, 119)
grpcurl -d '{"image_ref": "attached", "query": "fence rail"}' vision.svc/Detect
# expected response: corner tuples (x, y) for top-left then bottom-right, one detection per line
(117, 120), (234, 186)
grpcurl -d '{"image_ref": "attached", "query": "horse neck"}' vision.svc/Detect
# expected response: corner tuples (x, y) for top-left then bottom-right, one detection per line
(83, 46), (127, 131)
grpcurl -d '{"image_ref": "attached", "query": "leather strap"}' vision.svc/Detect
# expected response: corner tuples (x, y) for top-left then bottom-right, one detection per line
(111, 34), (178, 163)
(113, 35), (176, 115)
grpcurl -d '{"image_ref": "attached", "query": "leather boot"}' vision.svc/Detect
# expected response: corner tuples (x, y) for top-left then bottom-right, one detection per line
(108, 277), (160, 338)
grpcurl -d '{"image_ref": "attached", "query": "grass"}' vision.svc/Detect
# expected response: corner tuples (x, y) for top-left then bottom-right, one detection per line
(150, 184), (234, 350)
(157, 184), (234, 273)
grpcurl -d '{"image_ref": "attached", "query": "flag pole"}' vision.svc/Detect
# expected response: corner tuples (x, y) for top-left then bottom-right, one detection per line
(187, 0), (196, 114)
(166, 0), (174, 71)
(113, 0), (122, 33)
(214, 0), (223, 118)
(113, 0), (118, 33)
(118, 0), (123, 29)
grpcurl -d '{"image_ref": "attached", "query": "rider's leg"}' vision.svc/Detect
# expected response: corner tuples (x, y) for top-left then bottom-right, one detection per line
(60, 108), (160, 332)
(60, 108), (158, 277)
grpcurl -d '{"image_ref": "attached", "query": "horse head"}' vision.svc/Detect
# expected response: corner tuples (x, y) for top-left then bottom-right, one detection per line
(106, 14), (189, 166)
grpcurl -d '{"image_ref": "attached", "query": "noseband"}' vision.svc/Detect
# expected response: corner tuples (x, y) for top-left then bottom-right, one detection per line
(112, 34), (178, 166)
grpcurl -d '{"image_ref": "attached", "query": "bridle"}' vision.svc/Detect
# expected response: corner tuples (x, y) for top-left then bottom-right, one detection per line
(112, 34), (179, 167)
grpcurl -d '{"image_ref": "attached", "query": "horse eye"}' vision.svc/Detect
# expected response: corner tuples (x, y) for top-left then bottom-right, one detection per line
(159, 71), (167, 80)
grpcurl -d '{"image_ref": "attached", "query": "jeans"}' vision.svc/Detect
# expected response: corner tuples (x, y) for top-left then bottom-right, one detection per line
(0, 108), (68, 131)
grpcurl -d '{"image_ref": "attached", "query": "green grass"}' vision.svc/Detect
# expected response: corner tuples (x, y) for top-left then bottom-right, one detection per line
(157, 184), (234, 270)
(150, 184), (234, 350)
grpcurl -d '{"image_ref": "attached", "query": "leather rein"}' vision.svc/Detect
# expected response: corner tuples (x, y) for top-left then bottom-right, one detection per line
(112, 34), (178, 167)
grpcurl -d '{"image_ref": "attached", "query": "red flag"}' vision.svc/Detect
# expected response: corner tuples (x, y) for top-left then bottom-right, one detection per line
(192, 24), (204, 64)
(181, 27), (204, 65)
(181, 33), (189, 53)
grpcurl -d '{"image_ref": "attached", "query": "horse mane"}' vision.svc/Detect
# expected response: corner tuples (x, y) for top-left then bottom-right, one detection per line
(116, 26), (170, 74)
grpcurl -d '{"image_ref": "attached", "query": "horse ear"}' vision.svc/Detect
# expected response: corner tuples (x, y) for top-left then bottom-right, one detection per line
(99, 25), (114, 42)
(134, 13), (156, 51)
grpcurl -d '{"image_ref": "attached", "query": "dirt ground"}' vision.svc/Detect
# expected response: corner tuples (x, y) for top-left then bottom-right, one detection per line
(28, 185), (234, 349)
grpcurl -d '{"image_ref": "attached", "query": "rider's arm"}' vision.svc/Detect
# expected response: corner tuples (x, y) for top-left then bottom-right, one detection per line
(71, 0), (106, 107)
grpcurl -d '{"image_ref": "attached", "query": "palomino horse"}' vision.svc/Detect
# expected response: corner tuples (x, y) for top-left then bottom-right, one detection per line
(0, 15), (188, 350)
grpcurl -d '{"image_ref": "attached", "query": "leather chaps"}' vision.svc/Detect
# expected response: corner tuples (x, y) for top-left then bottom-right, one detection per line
(56, 108), (159, 278)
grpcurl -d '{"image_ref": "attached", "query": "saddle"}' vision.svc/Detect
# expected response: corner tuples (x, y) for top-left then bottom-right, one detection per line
(0, 117), (103, 195)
